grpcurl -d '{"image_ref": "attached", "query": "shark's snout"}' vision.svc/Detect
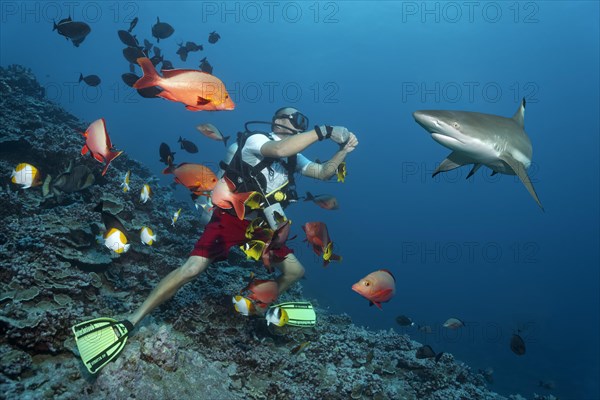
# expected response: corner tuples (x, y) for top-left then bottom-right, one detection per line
(412, 111), (427, 124)
(413, 111), (438, 133)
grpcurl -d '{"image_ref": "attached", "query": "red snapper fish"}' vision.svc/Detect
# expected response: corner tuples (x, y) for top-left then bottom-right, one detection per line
(352, 269), (396, 309)
(305, 192), (339, 210)
(302, 221), (341, 267)
(262, 220), (293, 271)
(162, 162), (218, 196)
(243, 279), (278, 308)
(196, 123), (230, 146)
(210, 176), (264, 220)
(81, 118), (123, 176)
(134, 57), (235, 111)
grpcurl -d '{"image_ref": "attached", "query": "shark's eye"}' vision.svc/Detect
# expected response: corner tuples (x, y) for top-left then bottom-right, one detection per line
(453, 122), (460, 129)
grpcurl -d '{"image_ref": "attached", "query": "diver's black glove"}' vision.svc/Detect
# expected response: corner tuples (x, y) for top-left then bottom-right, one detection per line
(315, 125), (349, 144)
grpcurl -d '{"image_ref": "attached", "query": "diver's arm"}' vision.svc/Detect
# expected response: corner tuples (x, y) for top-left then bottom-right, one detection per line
(303, 133), (358, 180)
(260, 130), (319, 158)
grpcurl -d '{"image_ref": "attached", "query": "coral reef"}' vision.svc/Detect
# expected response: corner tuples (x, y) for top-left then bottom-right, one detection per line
(0, 65), (556, 399)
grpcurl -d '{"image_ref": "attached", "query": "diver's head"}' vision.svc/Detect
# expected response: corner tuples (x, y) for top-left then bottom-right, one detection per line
(272, 107), (309, 135)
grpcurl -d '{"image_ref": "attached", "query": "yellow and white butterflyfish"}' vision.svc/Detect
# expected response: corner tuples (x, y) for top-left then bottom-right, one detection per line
(121, 170), (131, 192)
(265, 306), (289, 327)
(140, 184), (151, 203)
(232, 295), (255, 316)
(336, 161), (346, 183)
(171, 208), (182, 226)
(104, 227), (130, 254)
(140, 226), (157, 246)
(240, 240), (266, 261)
(11, 163), (42, 189)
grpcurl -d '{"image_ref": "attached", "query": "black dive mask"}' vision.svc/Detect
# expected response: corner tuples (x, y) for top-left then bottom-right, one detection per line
(272, 111), (309, 132)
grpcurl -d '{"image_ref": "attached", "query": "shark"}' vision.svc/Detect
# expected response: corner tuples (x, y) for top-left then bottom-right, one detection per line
(413, 98), (543, 210)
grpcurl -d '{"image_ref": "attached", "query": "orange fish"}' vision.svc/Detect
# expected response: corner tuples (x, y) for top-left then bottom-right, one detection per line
(352, 269), (396, 309)
(243, 279), (278, 308)
(210, 176), (264, 220)
(81, 118), (123, 176)
(305, 192), (339, 210)
(261, 220), (293, 272)
(196, 123), (230, 146)
(134, 57), (235, 111)
(302, 222), (341, 267)
(162, 162), (217, 196)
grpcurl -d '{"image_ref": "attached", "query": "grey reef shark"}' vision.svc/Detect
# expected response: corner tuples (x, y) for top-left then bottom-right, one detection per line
(413, 99), (543, 211)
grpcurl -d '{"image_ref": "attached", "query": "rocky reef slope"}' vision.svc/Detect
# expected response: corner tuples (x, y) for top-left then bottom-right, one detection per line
(0, 65), (551, 400)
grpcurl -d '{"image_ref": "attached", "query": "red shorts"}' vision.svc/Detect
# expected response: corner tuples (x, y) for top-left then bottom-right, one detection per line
(190, 208), (294, 262)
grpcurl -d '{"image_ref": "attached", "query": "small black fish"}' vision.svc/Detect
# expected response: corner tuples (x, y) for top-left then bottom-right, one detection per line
(199, 57), (213, 74)
(150, 54), (163, 67)
(53, 164), (95, 193)
(53, 17), (91, 47)
(178, 137), (198, 153)
(161, 60), (174, 70)
(151, 17), (174, 42)
(208, 31), (220, 44)
(118, 30), (139, 47)
(121, 73), (139, 88)
(143, 39), (153, 54)
(137, 86), (163, 99)
(176, 43), (189, 62)
(153, 46), (161, 57)
(128, 17), (138, 33)
(129, 63), (135, 73)
(185, 41), (203, 52)
(539, 380), (555, 390)
(416, 345), (436, 359)
(395, 315), (414, 327)
(123, 46), (146, 64)
(159, 143), (175, 165)
(510, 332), (526, 355)
(79, 73), (101, 87)
(122, 73), (161, 98)
(43, 163), (95, 197)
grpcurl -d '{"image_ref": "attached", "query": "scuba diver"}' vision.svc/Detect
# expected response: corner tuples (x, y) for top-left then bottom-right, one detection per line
(72, 107), (358, 374)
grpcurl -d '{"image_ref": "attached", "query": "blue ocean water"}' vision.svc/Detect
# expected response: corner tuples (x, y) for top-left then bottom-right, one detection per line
(1, 1), (598, 398)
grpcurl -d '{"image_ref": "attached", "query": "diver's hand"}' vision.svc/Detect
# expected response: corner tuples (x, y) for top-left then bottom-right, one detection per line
(341, 133), (358, 153)
(319, 125), (349, 144)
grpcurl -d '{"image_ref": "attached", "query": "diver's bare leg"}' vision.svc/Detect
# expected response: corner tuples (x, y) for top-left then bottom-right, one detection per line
(127, 256), (211, 326)
(274, 253), (305, 294)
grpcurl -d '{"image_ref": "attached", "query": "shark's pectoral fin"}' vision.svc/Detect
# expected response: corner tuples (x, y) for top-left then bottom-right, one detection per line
(499, 153), (544, 211)
(433, 152), (475, 177)
(466, 164), (482, 180)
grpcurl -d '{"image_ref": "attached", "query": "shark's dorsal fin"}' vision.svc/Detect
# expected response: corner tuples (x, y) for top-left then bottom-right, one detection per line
(512, 98), (526, 129)
(499, 153), (544, 211)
